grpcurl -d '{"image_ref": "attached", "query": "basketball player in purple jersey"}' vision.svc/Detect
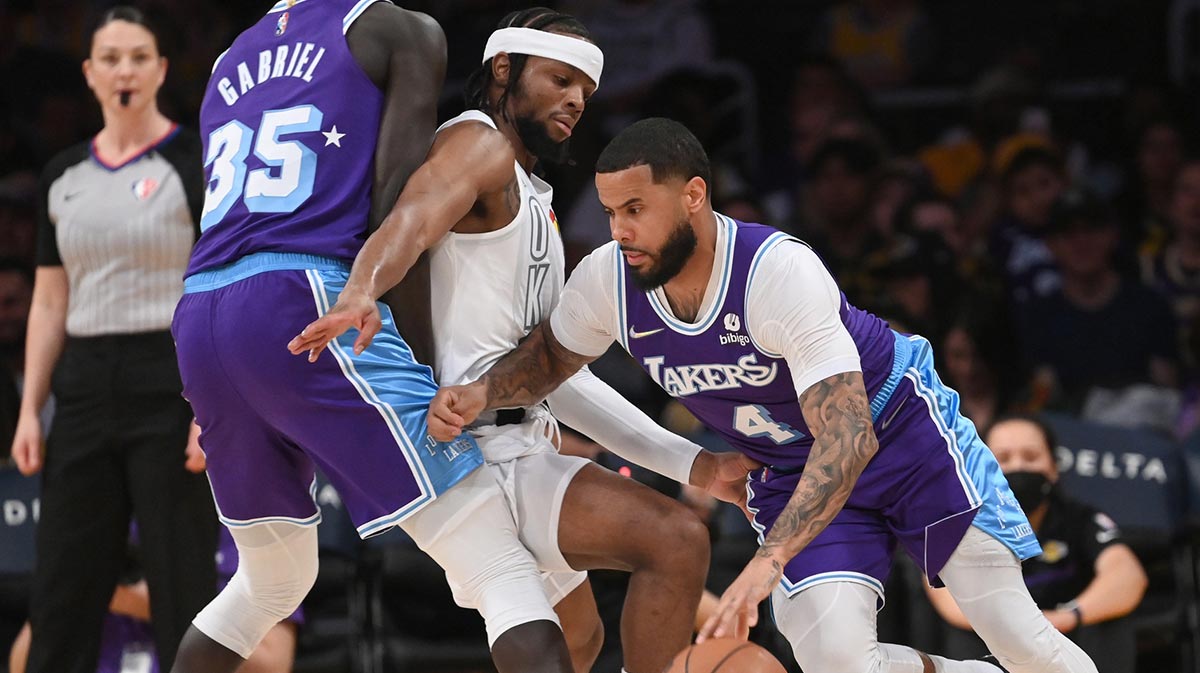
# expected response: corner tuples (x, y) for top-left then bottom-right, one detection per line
(172, 2), (576, 672)
(287, 10), (754, 673)
(426, 119), (1101, 673)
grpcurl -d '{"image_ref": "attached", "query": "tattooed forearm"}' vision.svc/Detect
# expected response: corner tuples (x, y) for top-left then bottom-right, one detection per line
(756, 371), (879, 563)
(481, 322), (595, 410)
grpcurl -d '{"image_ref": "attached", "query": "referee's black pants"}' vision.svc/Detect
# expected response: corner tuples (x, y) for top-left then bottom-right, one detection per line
(27, 332), (219, 673)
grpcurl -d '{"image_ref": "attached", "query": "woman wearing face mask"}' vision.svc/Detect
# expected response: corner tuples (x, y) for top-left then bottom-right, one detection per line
(8, 7), (218, 673)
(925, 415), (1148, 673)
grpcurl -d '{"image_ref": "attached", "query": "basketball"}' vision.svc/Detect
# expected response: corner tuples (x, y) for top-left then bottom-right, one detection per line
(666, 639), (787, 673)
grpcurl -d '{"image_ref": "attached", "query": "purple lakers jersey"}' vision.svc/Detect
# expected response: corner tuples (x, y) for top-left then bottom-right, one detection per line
(619, 217), (903, 468)
(187, 0), (385, 275)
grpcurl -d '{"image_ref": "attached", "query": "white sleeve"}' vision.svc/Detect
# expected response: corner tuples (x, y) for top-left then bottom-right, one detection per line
(548, 244), (620, 358)
(746, 241), (862, 398)
(546, 367), (703, 485)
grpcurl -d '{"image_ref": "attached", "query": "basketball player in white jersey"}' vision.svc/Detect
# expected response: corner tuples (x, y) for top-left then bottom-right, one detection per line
(289, 8), (756, 673)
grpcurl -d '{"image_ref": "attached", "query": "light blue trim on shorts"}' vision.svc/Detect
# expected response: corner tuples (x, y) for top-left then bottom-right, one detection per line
(904, 335), (1042, 563)
(869, 331), (912, 422)
(305, 268), (483, 537)
(184, 252), (349, 293)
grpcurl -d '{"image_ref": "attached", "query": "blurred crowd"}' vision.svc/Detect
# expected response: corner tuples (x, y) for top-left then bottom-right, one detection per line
(3, 0), (1200, 672)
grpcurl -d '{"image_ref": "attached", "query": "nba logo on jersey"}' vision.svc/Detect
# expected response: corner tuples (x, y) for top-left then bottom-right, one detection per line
(131, 177), (158, 201)
(275, 12), (289, 36)
(549, 208), (559, 231)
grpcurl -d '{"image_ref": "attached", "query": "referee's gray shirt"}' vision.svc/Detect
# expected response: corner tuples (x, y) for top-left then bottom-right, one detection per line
(37, 125), (203, 337)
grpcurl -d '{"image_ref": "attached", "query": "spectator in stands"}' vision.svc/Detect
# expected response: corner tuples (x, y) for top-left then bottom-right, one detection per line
(760, 55), (869, 226)
(1017, 189), (1179, 419)
(0, 191), (37, 267)
(936, 298), (1021, 430)
(0, 260), (31, 377)
(1119, 118), (1186, 257)
(809, 0), (936, 91)
(1141, 160), (1200, 370)
(990, 142), (1068, 304)
(926, 415), (1148, 673)
(560, 0), (713, 130)
(917, 65), (1044, 199)
(0, 260), (32, 454)
(799, 136), (887, 305)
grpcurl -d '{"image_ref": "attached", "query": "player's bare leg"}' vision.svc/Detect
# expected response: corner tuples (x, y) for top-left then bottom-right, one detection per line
(554, 580), (604, 673)
(558, 464), (709, 673)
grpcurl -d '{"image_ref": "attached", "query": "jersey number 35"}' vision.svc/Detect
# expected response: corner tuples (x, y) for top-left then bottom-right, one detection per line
(201, 104), (322, 231)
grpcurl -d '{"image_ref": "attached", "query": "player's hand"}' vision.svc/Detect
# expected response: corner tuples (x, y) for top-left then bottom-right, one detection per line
(708, 451), (762, 507)
(10, 412), (44, 476)
(697, 553), (783, 643)
(288, 289), (382, 362)
(184, 420), (206, 473)
(428, 383), (487, 442)
(690, 450), (761, 515)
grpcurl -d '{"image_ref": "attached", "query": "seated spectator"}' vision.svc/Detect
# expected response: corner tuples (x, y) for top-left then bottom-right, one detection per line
(0, 259), (30, 451)
(938, 298), (1021, 430)
(990, 142), (1068, 305)
(1119, 118), (1186, 258)
(1141, 160), (1200, 371)
(808, 0), (936, 91)
(926, 415), (1148, 673)
(1017, 189), (1179, 418)
(799, 137), (888, 305)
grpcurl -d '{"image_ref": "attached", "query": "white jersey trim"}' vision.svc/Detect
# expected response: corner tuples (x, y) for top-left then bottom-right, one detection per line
(211, 49), (230, 75)
(343, 0), (388, 33)
(268, 0), (310, 13)
(646, 214), (737, 335)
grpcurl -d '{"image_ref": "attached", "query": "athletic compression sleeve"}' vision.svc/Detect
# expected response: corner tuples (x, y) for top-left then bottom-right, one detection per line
(547, 367), (702, 485)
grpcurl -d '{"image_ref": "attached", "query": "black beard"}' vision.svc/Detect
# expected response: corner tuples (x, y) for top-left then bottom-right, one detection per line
(514, 114), (571, 165)
(627, 219), (698, 290)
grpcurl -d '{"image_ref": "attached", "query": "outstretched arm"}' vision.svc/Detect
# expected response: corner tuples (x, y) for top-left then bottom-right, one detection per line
(348, 6), (446, 365)
(287, 121), (515, 361)
(547, 368), (760, 499)
(428, 322), (595, 440)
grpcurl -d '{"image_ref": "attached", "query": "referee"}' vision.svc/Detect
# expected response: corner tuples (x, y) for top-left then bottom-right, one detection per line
(9, 8), (218, 673)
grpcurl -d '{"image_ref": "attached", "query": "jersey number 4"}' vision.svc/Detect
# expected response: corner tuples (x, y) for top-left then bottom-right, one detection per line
(733, 404), (801, 444)
(201, 104), (323, 231)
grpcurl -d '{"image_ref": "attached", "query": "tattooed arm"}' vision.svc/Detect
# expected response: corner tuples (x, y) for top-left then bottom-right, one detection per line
(698, 241), (875, 642)
(758, 370), (878, 566)
(427, 322), (598, 440)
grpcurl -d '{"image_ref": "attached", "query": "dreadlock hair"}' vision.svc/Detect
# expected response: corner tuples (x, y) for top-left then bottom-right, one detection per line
(462, 8), (592, 121)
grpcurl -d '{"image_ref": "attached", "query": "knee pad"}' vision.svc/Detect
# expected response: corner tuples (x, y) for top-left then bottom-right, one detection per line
(193, 523), (319, 657)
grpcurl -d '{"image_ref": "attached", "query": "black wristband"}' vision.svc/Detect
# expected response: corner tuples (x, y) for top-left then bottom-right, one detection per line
(1069, 604), (1084, 628)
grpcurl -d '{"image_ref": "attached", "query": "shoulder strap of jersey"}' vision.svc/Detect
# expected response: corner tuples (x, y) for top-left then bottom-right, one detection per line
(437, 109), (497, 134)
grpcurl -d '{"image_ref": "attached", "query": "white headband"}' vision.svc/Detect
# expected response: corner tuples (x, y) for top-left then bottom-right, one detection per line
(482, 27), (603, 89)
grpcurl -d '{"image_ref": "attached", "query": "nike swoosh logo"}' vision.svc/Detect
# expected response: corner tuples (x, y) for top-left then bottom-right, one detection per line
(879, 398), (906, 430)
(628, 326), (664, 339)
(64, 192), (83, 201)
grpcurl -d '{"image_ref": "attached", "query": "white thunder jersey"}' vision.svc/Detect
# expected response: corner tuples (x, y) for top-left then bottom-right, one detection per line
(429, 110), (565, 462)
